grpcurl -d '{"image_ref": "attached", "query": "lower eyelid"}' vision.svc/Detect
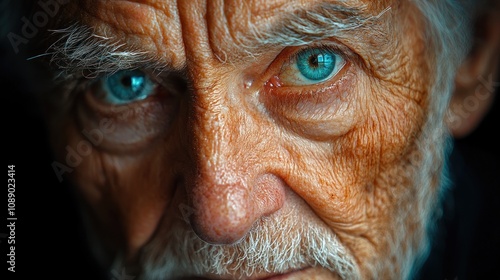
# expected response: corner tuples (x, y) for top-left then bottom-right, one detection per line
(269, 59), (350, 93)
(74, 84), (179, 153)
(260, 66), (358, 139)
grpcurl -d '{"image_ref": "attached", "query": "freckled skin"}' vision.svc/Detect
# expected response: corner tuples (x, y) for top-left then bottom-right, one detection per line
(44, 0), (440, 279)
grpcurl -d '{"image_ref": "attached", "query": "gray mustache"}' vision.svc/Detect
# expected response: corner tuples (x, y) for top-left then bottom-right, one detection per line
(137, 203), (360, 280)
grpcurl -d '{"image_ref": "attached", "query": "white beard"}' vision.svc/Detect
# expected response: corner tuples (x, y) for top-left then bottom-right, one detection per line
(136, 189), (360, 280)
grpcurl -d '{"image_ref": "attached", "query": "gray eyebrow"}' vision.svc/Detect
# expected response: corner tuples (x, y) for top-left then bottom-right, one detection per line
(240, 3), (391, 50)
(31, 23), (163, 79)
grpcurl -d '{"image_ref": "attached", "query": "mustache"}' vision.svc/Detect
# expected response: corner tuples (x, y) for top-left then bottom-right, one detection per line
(137, 202), (360, 280)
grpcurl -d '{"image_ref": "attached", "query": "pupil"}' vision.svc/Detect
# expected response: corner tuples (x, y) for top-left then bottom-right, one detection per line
(121, 77), (132, 87)
(309, 55), (319, 68)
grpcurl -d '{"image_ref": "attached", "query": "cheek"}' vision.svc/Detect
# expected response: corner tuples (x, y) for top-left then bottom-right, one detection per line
(273, 79), (426, 231)
(50, 107), (184, 254)
(337, 84), (426, 213)
(349, 85), (425, 168)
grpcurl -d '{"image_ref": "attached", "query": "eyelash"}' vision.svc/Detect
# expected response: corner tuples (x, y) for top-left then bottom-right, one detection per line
(287, 45), (343, 67)
(64, 69), (168, 98)
(262, 43), (350, 94)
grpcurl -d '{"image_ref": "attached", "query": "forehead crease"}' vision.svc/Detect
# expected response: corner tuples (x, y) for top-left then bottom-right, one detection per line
(226, 0), (303, 37)
(205, 0), (248, 62)
(206, 0), (309, 61)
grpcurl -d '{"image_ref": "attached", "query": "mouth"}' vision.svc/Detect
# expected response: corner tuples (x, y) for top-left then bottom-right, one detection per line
(183, 267), (312, 280)
(259, 267), (312, 280)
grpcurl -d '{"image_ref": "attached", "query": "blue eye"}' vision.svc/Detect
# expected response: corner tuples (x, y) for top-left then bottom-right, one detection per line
(277, 47), (345, 86)
(296, 48), (337, 81)
(102, 70), (155, 104)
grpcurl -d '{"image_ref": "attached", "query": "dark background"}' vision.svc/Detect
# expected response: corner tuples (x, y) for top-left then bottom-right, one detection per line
(1, 0), (499, 279)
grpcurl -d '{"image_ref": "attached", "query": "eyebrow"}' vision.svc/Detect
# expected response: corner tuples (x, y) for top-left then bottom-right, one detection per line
(241, 2), (391, 50)
(34, 23), (164, 79)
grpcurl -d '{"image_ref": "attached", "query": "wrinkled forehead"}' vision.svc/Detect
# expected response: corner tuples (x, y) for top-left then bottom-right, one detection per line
(56, 0), (400, 68)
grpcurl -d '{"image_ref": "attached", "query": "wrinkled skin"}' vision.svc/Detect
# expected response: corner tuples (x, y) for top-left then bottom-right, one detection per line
(43, 0), (444, 279)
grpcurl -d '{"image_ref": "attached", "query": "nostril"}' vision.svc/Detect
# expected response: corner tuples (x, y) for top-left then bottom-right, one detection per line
(187, 174), (287, 245)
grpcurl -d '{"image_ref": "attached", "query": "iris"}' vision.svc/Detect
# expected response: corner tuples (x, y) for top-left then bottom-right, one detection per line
(103, 70), (154, 104)
(296, 48), (336, 82)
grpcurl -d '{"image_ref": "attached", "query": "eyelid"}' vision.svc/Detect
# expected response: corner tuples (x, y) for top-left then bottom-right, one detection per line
(261, 41), (353, 89)
(69, 67), (186, 100)
(59, 66), (165, 86)
(258, 42), (359, 140)
(287, 45), (345, 67)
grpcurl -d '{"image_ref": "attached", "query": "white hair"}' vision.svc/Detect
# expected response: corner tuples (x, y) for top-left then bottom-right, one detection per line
(396, 0), (484, 278)
(40, 23), (159, 79)
(241, 3), (391, 49)
(413, 0), (480, 125)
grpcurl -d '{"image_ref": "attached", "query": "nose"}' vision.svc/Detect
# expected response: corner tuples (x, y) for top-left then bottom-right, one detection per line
(188, 171), (287, 245)
(175, 0), (286, 243)
(184, 84), (286, 245)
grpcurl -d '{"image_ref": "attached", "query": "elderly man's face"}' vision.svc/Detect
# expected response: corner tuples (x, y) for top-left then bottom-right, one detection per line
(44, 0), (443, 279)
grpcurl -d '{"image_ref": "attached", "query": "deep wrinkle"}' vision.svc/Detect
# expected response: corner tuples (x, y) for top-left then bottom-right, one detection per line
(37, 0), (482, 279)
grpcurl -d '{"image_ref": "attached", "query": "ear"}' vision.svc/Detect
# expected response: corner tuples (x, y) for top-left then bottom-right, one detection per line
(446, 2), (500, 138)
